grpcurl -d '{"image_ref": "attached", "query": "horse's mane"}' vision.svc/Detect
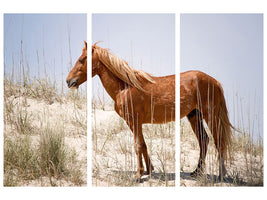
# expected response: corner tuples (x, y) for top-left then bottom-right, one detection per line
(93, 43), (155, 92)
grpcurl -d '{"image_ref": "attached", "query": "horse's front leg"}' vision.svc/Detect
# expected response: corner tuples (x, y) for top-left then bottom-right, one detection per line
(134, 122), (155, 182)
(141, 133), (154, 175)
(115, 98), (152, 181)
(130, 120), (145, 181)
(116, 104), (145, 181)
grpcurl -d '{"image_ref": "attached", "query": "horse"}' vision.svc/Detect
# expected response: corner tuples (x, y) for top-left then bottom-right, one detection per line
(180, 70), (235, 179)
(66, 41), (234, 181)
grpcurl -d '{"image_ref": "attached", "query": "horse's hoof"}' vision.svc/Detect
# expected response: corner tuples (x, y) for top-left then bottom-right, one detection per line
(144, 169), (153, 175)
(190, 168), (203, 177)
(144, 171), (150, 175)
(135, 177), (143, 183)
(135, 173), (143, 183)
(190, 171), (198, 177)
(144, 164), (154, 175)
(217, 175), (226, 182)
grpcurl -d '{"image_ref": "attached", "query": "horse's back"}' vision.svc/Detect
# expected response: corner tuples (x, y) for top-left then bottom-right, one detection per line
(181, 70), (220, 83)
(145, 74), (175, 105)
(181, 70), (222, 92)
(142, 74), (175, 123)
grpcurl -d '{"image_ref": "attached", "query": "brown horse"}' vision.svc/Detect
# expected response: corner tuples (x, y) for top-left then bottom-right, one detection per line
(181, 70), (234, 179)
(66, 42), (233, 181)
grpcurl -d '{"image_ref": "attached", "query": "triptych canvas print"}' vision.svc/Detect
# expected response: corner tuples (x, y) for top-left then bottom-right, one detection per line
(3, 13), (263, 187)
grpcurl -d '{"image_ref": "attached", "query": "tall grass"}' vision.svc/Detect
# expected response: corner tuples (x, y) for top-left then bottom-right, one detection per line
(4, 128), (84, 186)
(4, 77), (86, 186)
(180, 92), (263, 186)
(4, 135), (40, 186)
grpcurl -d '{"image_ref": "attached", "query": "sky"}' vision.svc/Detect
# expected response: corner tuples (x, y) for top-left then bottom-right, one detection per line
(4, 14), (87, 93)
(181, 14), (263, 139)
(92, 14), (175, 102)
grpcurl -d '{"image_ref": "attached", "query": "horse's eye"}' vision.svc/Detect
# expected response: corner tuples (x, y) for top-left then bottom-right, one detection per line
(79, 57), (87, 63)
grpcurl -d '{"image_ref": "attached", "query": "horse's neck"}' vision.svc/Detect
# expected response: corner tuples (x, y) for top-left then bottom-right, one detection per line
(98, 64), (125, 101)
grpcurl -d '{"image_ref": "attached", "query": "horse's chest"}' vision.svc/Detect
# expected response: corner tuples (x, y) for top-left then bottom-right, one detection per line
(115, 89), (144, 117)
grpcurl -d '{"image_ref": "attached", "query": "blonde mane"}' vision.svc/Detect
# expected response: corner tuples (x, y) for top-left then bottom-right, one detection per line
(93, 44), (155, 92)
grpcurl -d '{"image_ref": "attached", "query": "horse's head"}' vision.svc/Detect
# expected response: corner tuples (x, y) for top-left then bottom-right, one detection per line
(92, 42), (102, 77)
(66, 41), (87, 89)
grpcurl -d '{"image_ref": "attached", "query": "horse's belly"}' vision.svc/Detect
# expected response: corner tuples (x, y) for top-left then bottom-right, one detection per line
(143, 104), (175, 124)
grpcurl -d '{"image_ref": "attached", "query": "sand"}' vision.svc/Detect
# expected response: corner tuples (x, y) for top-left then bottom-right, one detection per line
(4, 94), (87, 187)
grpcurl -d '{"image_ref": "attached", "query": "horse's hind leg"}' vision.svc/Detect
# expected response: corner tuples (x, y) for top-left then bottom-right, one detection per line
(205, 110), (227, 180)
(187, 109), (209, 177)
(218, 157), (227, 180)
(209, 122), (227, 179)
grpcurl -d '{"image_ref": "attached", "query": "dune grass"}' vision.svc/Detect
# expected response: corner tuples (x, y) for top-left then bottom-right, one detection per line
(4, 77), (87, 186)
(180, 116), (263, 186)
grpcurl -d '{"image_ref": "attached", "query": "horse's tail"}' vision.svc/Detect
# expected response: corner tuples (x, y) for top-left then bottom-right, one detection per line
(217, 86), (234, 162)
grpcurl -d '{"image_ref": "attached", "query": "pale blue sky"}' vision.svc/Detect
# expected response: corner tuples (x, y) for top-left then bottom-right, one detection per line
(4, 14), (87, 92)
(181, 14), (263, 139)
(92, 14), (175, 101)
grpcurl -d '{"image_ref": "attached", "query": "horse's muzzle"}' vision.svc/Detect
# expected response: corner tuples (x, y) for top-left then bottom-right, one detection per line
(66, 78), (78, 88)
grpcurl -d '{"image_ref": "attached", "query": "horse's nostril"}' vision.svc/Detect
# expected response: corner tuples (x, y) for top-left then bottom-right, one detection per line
(66, 79), (78, 88)
(66, 79), (70, 87)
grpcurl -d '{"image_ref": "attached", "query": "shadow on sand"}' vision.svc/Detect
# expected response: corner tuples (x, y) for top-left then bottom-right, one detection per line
(180, 172), (248, 186)
(112, 170), (176, 184)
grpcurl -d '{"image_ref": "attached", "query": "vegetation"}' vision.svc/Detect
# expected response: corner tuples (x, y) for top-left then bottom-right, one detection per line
(4, 77), (87, 187)
(180, 116), (263, 186)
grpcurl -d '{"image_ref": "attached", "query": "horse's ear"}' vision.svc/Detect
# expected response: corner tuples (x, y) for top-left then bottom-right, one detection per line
(84, 41), (87, 49)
